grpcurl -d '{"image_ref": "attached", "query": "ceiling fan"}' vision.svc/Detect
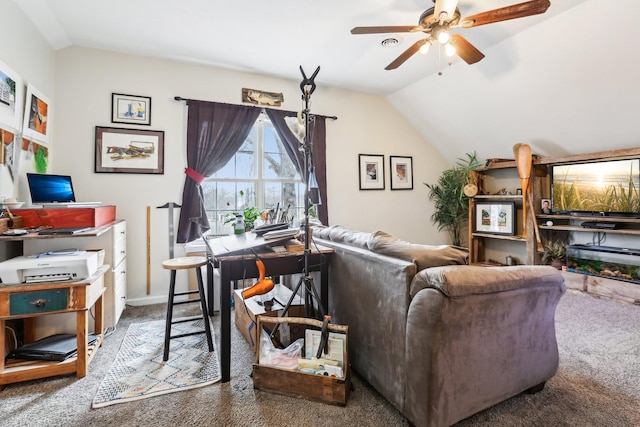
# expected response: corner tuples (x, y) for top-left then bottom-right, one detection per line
(351, 0), (551, 70)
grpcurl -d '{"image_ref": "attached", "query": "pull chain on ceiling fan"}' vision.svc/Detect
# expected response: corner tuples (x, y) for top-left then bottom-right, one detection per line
(351, 0), (551, 70)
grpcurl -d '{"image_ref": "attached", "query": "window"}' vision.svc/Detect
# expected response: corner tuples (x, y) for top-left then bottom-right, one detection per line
(200, 112), (305, 235)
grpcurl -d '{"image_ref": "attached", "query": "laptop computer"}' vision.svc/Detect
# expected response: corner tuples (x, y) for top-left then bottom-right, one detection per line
(38, 227), (92, 235)
(6, 333), (99, 362)
(26, 173), (102, 207)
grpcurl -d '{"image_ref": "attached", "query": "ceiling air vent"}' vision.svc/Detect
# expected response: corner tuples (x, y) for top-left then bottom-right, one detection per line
(379, 36), (402, 48)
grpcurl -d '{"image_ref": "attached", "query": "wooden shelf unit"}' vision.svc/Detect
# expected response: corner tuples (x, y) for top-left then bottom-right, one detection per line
(469, 147), (640, 303)
(468, 163), (544, 265)
(538, 214), (640, 235)
(0, 265), (108, 390)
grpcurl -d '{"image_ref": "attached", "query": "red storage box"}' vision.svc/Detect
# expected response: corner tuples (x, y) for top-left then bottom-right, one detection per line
(13, 206), (116, 229)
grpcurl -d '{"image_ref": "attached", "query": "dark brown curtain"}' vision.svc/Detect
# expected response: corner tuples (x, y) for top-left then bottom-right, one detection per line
(265, 109), (329, 225)
(177, 101), (260, 243)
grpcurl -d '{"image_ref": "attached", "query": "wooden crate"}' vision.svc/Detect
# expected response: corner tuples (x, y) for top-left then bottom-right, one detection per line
(252, 316), (350, 406)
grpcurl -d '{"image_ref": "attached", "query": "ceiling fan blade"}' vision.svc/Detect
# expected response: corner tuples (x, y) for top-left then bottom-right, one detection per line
(385, 39), (428, 70)
(351, 26), (420, 35)
(449, 34), (485, 64)
(459, 0), (551, 28)
(434, 0), (459, 21)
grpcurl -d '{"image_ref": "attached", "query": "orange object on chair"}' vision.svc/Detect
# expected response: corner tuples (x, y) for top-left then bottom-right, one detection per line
(242, 259), (274, 299)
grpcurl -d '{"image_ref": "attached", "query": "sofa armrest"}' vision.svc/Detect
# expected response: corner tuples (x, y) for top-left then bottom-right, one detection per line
(410, 265), (563, 298)
(404, 265), (566, 427)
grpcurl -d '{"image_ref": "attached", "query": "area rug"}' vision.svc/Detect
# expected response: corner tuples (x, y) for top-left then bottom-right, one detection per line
(92, 318), (220, 408)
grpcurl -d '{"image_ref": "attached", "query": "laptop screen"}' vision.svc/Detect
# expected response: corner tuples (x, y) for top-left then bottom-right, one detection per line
(27, 173), (76, 203)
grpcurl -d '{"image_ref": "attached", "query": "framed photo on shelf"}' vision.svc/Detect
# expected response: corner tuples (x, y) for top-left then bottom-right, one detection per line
(390, 155), (413, 190)
(359, 154), (385, 190)
(474, 201), (516, 235)
(95, 126), (164, 174)
(111, 93), (151, 125)
(541, 198), (552, 214)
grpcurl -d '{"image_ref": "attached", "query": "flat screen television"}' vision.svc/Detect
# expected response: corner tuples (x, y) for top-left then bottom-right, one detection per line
(551, 158), (640, 217)
(27, 173), (76, 203)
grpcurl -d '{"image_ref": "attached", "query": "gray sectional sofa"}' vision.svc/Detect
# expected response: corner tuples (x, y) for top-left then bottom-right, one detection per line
(311, 225), (566, 427)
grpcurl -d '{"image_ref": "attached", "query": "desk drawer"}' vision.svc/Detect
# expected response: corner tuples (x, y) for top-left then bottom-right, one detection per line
(9, 289), (69, 315)
(112, 221), (127, 245)
(113, 237), (127, 266)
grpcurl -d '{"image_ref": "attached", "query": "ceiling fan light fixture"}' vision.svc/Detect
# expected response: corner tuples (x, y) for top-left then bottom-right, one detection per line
(419, 40), (431, 55)
(445, 42), (456, 57)
(352, 0), (552, 70)
(437, 30), (450, 44)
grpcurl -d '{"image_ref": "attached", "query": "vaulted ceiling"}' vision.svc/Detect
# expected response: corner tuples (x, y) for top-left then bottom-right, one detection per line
(14, 0), (640, 162)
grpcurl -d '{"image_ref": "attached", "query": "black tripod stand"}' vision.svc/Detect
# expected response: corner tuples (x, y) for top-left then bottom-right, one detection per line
(270, 66), (326, 342)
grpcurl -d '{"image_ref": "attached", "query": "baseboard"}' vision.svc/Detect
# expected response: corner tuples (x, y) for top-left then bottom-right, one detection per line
(126, 296), (167, 306)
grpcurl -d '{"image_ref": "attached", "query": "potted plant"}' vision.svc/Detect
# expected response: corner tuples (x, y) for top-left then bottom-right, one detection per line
(224, 207), (263, 231)
(539, 240), (566, 269)
(424, 152), (481, 247)
(241, 206), (262, 230)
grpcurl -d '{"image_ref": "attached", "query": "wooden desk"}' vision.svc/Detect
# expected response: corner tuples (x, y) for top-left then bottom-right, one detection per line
(0, 265), (108, 390)
(205, 240), (333, 383)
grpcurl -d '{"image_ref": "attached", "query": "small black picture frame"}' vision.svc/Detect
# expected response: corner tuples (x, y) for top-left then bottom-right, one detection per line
(358, 154), (385, 190)
(111, 93), (151, 125)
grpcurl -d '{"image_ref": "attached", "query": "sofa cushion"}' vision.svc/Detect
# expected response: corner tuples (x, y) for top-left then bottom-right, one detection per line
(367, 231), (469, 271)
(312, 225), (371, 249)
(410, 265), (563, 298)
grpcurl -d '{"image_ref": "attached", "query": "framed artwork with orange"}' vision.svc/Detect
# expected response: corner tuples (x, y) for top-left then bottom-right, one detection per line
(22, 84), (50, 144)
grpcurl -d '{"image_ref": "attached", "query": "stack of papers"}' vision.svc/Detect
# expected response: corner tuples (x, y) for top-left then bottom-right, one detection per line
(263, 228), (300, 240)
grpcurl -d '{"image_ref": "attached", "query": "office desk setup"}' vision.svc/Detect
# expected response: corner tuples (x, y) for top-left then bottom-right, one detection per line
(203, 233), (333, 382)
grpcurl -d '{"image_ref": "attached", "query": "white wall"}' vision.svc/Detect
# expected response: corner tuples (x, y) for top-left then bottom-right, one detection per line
(51, 46), (449, 305)
(0, 0), (55, 199)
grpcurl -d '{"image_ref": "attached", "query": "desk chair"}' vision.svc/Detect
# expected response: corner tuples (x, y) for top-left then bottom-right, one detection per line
(162, 256), (213, 361)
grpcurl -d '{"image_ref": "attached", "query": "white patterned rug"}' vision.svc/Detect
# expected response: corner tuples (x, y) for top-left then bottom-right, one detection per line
(92, 318), (220, 408)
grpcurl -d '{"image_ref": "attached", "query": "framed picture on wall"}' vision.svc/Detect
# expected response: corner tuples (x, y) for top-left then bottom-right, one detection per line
(474, 201), (516, 235)
(95, 126), (164, 174)
(390, 155), (413, 190)
(111, 93), (151, 125)
(22, 84), (50, 144)
(359, 154), (385, 190)
(0, 60), (25, 132)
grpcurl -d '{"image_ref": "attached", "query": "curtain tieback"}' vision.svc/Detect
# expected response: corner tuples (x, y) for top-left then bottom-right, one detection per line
(185, 167), (206, 184)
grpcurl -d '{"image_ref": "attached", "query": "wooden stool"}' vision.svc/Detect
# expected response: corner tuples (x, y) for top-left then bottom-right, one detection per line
(162, 256), (214, 361)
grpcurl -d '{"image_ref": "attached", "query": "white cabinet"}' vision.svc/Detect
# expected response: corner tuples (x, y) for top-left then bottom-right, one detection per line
(24, 220), (127, 329)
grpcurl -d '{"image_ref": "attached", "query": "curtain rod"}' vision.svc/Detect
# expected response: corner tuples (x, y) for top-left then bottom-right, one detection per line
(173, 96), (337, 120)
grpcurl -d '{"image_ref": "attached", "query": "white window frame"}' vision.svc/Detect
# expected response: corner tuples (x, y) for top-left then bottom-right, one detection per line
(201, 113), (304, 235)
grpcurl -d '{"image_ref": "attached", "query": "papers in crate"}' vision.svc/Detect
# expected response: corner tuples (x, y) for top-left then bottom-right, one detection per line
(301, 329), (346, 378)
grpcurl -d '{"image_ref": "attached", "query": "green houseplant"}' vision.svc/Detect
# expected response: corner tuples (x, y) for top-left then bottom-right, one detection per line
(424, 152), (481, 247)
(224, 207), (263, 231)
(222, 190), (264, 231)
(539, 240), (566, 269)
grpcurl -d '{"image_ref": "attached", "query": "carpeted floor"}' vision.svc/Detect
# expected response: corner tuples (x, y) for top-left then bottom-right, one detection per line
(0, 289), (639, 427)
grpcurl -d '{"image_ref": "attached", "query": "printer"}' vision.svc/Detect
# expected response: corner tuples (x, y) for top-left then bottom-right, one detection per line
(0, 250), (99, 284)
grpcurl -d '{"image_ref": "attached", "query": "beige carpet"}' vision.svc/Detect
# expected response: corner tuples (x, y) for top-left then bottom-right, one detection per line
(0, 289), (638, 426)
